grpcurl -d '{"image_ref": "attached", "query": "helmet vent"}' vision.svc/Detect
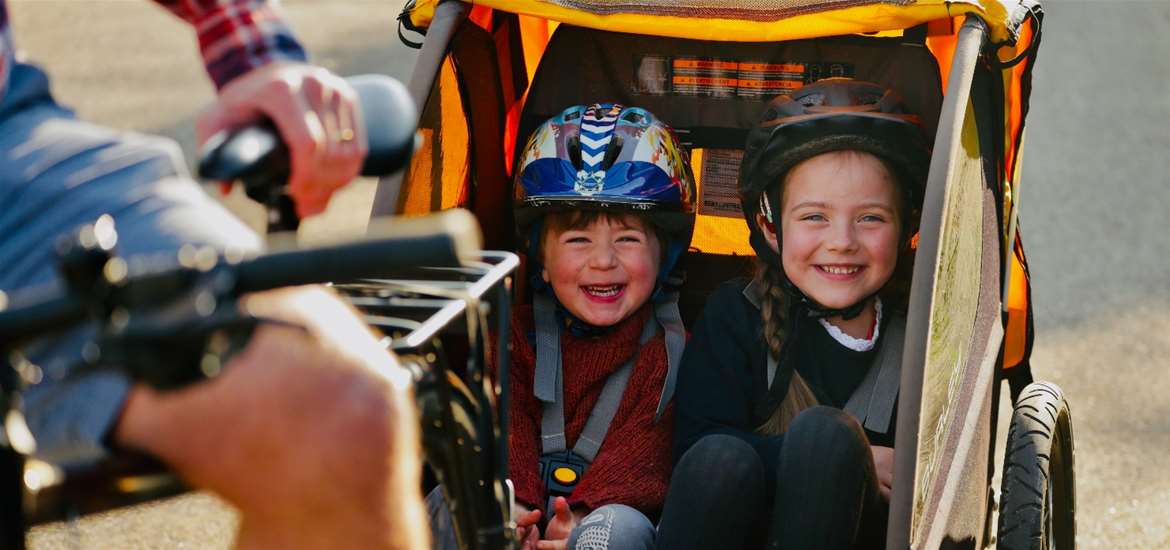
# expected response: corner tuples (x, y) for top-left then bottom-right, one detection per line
(601, 136), (624, 170)
(566, 135), (583, 170)
(799, 92), (826, 107)
(621, 111), (647, 125)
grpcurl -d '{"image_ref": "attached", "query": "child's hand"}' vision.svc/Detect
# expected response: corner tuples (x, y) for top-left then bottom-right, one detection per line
(537, 497), (587, 550)
(514, 504), (543, 550)
(871, 445), (895, 501)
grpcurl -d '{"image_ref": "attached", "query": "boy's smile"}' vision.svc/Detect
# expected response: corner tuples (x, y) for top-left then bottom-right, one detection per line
(758, 150), (902, 324)
(542, 214), (661, 327)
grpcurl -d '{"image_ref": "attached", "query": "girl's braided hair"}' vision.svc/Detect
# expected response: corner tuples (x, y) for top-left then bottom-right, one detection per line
(755, 264), (819, 436)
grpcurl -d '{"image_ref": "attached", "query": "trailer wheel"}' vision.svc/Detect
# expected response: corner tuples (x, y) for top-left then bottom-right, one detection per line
(997, 381), (1076, 550)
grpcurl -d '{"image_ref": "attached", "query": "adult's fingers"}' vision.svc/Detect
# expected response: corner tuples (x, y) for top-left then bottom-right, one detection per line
(285, 70), (366, 218)
(536, 541), (568, 550)
(273, 73), (329, 216)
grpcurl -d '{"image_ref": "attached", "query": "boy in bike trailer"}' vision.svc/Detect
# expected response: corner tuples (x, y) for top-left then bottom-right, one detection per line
(513, 102), (696, 550)
(0, 2), (426, 548)
(428, 104), (694, 550)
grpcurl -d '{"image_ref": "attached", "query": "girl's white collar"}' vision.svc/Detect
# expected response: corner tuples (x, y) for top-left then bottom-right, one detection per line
(817, 297), (882, 352)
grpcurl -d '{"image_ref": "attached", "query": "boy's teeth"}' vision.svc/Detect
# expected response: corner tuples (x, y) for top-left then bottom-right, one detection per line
(585, 285), (621, 297)
(822, 266), (860, 275)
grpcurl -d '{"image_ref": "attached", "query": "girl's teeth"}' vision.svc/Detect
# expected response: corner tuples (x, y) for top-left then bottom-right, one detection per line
(822, 266), (859, 275)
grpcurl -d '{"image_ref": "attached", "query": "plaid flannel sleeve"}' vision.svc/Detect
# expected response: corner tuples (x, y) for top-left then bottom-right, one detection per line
(152, 0), (308, 90)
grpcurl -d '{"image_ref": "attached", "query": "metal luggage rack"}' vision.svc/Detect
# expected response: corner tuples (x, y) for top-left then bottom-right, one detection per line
(337, 250), (519, 353)
(334, 250), (521, 550)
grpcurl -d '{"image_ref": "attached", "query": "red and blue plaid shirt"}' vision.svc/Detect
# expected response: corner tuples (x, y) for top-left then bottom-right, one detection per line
(0, 0), (307, 107)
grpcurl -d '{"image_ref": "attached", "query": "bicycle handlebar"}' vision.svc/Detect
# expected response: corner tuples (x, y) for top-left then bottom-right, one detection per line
(235, 210), (482, 292)
(0, 209), (482, 352)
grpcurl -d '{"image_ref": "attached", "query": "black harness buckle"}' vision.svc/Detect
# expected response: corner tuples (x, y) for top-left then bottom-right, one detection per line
(538, 451), (589, 516)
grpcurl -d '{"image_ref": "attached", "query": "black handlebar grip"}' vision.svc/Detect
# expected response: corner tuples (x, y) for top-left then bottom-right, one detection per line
(197, 74), (418, 182)
(233, 209), (482, 293)
(351, 74), (419, 177)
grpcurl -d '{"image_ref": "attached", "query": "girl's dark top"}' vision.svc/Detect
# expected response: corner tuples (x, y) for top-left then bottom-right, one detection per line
(673, 277), (898, 486)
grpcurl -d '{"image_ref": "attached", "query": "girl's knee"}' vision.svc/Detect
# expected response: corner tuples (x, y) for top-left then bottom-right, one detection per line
(676, 434), (763, 483)
(569, 504), (654, 550)
(784, 406), (869, 469)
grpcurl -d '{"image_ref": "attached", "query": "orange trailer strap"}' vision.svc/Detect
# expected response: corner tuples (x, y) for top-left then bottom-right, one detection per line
(1003, 232), (1034, 370)
(997, 3), (1042, 371)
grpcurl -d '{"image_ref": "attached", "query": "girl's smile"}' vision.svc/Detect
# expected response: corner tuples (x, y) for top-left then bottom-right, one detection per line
(757, 150), (903, 333)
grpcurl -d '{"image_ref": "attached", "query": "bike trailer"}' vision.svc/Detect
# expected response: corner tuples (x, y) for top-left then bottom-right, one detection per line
(381, 0), (1071, 548)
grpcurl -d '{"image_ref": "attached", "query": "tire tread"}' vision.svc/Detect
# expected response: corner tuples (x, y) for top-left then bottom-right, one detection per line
(996, 382), (1076, 550)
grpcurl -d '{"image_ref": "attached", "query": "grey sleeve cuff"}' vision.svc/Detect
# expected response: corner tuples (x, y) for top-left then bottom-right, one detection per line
(19, 326), (133, 469)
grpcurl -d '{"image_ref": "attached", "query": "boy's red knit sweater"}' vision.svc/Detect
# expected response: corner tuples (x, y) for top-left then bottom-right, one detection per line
(502, 303), (674, 518)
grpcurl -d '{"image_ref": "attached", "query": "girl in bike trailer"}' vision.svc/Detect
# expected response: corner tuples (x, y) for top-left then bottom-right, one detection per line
(658, 79), (931, 550)
(428, 103), (695, 550)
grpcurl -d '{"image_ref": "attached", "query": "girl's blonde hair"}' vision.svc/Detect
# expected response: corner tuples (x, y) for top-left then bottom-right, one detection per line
(755, 265), (820, 436)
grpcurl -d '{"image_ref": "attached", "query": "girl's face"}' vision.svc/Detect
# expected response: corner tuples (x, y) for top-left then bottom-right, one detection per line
(757, 150), (902, 311)
(541, 213), (662, 327)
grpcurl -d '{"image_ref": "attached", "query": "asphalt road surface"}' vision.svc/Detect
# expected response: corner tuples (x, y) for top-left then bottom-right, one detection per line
(9, 1), (1169, 548)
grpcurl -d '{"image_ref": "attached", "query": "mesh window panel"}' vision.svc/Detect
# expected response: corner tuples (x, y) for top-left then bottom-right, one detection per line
(537, 0), (917, 21)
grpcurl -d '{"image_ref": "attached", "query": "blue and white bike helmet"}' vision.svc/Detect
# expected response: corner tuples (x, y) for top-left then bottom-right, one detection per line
(514, 103), (697, 290)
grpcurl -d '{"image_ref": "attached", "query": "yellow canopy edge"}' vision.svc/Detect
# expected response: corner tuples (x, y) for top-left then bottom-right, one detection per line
(406, 0), (1020, 44)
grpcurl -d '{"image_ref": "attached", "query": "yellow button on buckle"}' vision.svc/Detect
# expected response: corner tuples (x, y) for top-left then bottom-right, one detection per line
(553, 467), (579, 485)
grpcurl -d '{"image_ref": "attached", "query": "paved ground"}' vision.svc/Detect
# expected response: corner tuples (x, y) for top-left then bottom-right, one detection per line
(1018, 2), (1170, 546)
(9, 0), (1170, 548)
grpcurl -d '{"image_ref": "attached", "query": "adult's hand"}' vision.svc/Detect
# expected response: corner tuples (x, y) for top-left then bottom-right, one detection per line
(113, 287), (424, 550)
(197, 62), (367, 218)
(871, 445), (895, 502)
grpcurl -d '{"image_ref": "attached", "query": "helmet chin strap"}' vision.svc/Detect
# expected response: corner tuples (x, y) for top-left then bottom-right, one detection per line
(778, 268), (873, 321)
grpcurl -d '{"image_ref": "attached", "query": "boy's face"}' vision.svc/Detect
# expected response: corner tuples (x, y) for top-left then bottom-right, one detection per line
(541, 213), (662, 327)
(757, 150), (902, 311)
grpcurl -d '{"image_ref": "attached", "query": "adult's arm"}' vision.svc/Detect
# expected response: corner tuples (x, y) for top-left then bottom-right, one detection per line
(114, 286), (427, 550)
(154, 0), (366, 217)
(151, 0), (307, 90)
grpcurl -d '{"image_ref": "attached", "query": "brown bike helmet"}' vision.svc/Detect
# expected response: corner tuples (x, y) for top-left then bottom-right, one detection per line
(739, 78), (932, 317)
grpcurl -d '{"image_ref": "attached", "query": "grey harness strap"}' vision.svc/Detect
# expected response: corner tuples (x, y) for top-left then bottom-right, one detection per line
(743, 279), (784, 389)
(533, 294), (674, 462)
(533, 293), (561, 404)
(843, 315), (905, 434)
(534, 294), (567, 452)
(653, 296), (686, 421)
(745, 277), (903, 435)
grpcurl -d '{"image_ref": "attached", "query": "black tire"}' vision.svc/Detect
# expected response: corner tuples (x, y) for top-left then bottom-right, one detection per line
(997, 381), (1076, 550)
